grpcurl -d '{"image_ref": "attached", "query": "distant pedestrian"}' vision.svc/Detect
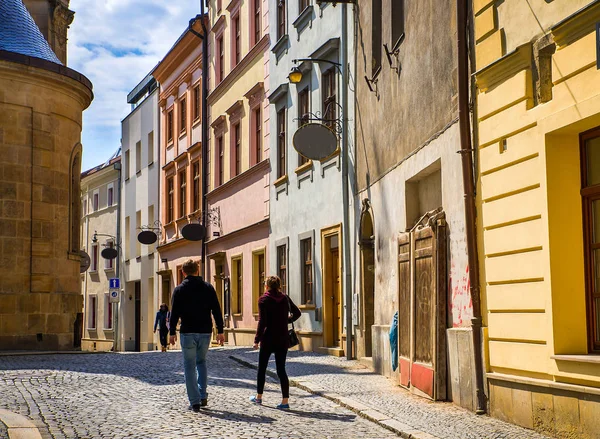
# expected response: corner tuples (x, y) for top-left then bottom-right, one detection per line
(250, 275), (301, 409)
(169, 259), (224, 412)
(153, 303), (170, 352)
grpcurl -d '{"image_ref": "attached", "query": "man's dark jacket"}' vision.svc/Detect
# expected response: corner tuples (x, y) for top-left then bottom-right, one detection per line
(169, 276), (224, 336)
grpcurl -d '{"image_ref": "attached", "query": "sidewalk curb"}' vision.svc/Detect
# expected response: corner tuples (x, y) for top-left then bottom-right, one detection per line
(0, 410), (43, 439)
(0, 350), (112, 357)
(229, 354), (442, 439)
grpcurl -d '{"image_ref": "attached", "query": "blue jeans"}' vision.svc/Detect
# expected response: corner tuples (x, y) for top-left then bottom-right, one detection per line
(180, 333), (211, 405)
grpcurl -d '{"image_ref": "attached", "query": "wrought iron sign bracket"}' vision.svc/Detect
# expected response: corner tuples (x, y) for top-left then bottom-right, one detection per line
(293, 101), (345, 136)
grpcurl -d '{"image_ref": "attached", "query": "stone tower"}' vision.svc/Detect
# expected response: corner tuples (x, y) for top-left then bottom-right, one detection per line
(0, 0), (93, 350)
(22, 0), (74, 65)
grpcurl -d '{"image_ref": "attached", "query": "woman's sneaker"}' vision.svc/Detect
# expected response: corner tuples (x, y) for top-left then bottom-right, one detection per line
(276, 403), (290, 410)
(249, 396), (262, 404)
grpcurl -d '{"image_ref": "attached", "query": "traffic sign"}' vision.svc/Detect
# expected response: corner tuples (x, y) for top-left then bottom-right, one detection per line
(109, 289), (120, 303)
(109, 278), (120, 289)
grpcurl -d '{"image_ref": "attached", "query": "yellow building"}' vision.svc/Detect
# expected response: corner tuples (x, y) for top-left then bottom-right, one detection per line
(474, 1), (600, 437)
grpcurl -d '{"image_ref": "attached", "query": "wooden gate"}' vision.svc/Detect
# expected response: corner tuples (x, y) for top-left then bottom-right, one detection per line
(397, 210), (447, 400)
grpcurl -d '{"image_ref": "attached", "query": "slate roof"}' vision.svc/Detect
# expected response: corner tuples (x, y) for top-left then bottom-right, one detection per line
(0, 0), (62, 65)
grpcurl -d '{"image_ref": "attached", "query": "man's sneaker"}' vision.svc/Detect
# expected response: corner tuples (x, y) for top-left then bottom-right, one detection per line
(200, 398), (208, 407)
(189, 404), (200, 412)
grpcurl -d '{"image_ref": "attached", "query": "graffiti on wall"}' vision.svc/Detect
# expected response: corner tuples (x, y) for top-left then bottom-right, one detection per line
(449, 264), (473, 327)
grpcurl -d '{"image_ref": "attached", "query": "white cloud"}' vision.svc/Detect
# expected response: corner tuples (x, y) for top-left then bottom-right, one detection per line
(68, 0), (201, 170)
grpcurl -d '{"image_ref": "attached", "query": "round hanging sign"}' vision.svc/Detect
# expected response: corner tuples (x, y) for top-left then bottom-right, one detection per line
(292, 123), (338, 161)
(181, 223), (206, 242)
(101, 247), (118, 260)
(80, 250), (91, 273)
(138, 230), (158, 245)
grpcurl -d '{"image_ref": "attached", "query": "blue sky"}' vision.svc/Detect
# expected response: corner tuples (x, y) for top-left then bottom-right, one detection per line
(69, 0), (201, 171)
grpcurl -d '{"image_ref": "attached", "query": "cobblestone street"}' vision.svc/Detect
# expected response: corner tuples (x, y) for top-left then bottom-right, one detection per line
(0, 350), (397, 439)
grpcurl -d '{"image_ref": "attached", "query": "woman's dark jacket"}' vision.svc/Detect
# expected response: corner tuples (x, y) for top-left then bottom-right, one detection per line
(254, 290), (301, 349)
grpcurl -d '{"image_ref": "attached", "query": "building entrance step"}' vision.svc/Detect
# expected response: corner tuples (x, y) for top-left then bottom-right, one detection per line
(317, 346), (345, 357)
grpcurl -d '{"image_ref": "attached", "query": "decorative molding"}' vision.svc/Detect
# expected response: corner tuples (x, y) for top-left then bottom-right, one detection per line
(268, 83), (289, 103)
(551, 1), (600, 48)
(244, 82), (264, 101)
(474, 43), (532, 92)
(206, 159), (270, 200)
(310, 37), (340, 59)
(210, 114), (227, 129)
(225, 99), (244, 116)
(293, 5), (314, 37)
(211, 15), (227, 35)
(271, 34), (289, 61)
(226, 0), (242, 14)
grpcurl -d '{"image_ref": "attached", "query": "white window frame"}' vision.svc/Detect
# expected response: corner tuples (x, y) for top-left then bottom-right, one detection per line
(88, 295), (97, 330)
(91, 243), (99, 272)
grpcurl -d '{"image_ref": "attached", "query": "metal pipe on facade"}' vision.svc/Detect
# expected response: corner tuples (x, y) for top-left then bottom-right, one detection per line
(457, 0), (486, 414)
(341, 2), (353, 361)
(114, 161), (122, 352)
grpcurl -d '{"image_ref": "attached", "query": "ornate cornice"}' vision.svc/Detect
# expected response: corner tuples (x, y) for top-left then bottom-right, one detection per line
(552, 1), (600, 48)
(474, 43), (532, 92)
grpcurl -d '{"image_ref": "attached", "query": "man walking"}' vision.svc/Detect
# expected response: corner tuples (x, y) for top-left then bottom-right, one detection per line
(169, 259), (225, 412)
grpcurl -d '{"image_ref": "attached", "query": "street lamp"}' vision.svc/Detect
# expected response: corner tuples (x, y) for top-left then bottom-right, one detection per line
(288, 66), (303, 84)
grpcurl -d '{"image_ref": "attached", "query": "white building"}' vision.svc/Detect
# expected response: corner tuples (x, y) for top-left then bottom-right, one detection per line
(267, 1), (355, 355)
(120, 74), (161, 352)
(80, 151), (121, 352)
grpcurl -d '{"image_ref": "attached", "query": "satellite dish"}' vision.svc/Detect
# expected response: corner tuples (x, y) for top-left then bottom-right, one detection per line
(80, 250), (91, 273)
(101, 247), (118, 260)
(293, 123), (338, 161)
(181, 223), (206, 241)
(138, 230), (158, 245)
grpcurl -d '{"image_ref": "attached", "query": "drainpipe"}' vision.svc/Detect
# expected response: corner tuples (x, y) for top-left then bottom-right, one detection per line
(189, 8), (209, 279)
(457, 0), (486, 414)
(114, 161), (122, 352)
(341, 2), (353, 361)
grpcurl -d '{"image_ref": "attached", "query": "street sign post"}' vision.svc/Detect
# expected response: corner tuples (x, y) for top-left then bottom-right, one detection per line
(109, 278), (120, 289)
(109, 289), (120, 303)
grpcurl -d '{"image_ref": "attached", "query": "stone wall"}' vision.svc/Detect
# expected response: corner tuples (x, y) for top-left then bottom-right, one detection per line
(0, 58), (92, 350)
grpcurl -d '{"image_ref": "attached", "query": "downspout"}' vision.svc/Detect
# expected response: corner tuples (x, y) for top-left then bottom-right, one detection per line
(457, 0), (486, 414)
(189, 8), (209, 279)
(341, 2), (353, 361)
(114, 162), (122, 351)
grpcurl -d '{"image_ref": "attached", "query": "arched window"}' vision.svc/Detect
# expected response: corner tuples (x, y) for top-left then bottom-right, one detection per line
(69, 144), (82, 254)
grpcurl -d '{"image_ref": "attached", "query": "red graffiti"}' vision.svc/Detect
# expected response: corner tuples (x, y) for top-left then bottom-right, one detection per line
(449, 264), (473, 327)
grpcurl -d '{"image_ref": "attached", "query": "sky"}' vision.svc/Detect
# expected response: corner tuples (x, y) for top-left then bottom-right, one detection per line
(68, 0), (202, 171)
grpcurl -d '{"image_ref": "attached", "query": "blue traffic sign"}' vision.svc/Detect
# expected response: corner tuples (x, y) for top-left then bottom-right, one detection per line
(109, 278), (120, 289)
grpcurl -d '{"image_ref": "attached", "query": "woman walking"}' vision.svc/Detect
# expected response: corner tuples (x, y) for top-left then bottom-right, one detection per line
(153, 303), (170, 352)
(250, 276), (301, 409)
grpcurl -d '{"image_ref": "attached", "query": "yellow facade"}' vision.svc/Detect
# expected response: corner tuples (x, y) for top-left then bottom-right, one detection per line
(475, 1), (600, 437)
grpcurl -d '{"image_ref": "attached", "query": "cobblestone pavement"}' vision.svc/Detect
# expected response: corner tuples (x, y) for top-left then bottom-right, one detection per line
(0, 350), (397, 439)
(0, 420), (6, 438)
(226, 347), (551, 439)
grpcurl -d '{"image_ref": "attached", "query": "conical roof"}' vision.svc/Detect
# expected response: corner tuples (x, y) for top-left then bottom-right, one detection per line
(0, 0), (62, 65)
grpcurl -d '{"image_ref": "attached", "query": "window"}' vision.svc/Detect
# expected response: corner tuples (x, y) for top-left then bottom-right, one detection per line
(217, 36), (224, 83)
(167, 110), (174, 143)
(233, 123), (241, 176)
(301, 238), (313, 304)
(217, 136), (224, 186)
(193, 86), (201, 121)
(232, 257), (243, 314)
(179, 170), (187, 218)
(298, 89), (310, 165)
(91, 244), (98, 272)
(277, 0), (286, 40)
(372, 0), (382, 75)
(207, 138), (212, 192)
(104, 241), (114, 270)
(83, 197), (87, 216)
(104, 294), (112, 329)
(253, 0), (261, 45)
(277, 244), (287, 295)
(217, 0), (222, 12)
(124, 150), (130, 180)
(88, 295), (97, 330)
(167, 177), (174, 223)
(180, 98), (187, 133)
(391, 0), (405, 48)
(93, 190), (99, 212)
(233, 15), (241, 66)
(148, 131), (154, 165)
(277, 108), (286, 178)
(135, 141), (141, 173)
(299, 0), (309, 12)
(177, 264), (184, 285)
(254, 108), (262, 164)
(192, 161), (200, 212)
(124, 216), (130, 260)
(322, 69), (337, 129)
(107, 185), (114, 207)
(581, 130), (600, 351)
(252, 250), (265, 314)
(136, 210), (141, 257)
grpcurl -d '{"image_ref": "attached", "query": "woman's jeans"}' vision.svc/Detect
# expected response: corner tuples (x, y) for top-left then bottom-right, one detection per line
(180, 332), (212, 405)
(257, 345), (289, 398)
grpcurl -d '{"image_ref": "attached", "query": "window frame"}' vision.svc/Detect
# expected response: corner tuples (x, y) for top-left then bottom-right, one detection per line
(277, 244), (287, 295)
(92, 189), (99, 212)
(322, 68), (337, 129)
(88, 295), (97, 330)
(192, 161), (201, 212)
(180, 97), (187, 134)
(91, 243), (99, 272)
(232, 13), (241, 67)
(231, 255), (243, 315)
(167, 176), (174, 223)
(104, 293), (113, 330)
(217, 35), (225, 83)
(391, 0), (405, 50)
(217, 135), (224, 186)
(135, 140), (142, 173)
(300, 237), (313, 304)
(167, 109), (174, 143)
(193, 86), (201, 122)
(148, 131), (154, 166)
(298, 88), (310, 166)
(233, 122), (241, 177)
(107, 184), (114, 207)
(277, 0), (286, 40)
(252, 0), (261, 46)
(371, 0), (383, 76)
(178, 169), (187, 219)
(252, 248), (266, 315)
(104, 240), (114, 270)
(277, 108), (287, 179)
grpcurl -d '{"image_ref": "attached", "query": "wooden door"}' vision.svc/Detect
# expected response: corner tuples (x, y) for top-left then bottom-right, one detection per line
(332, 248), (341, 346)
(397, 216), (447, 400)
(134, 281), (141, 352)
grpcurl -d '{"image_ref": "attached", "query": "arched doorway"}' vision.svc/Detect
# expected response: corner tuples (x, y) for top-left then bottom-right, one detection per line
(359, 199), (375, 357)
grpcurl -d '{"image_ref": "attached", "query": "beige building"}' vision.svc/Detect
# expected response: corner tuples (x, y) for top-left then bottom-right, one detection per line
(0, 0), (93, 350)
(80, 153), (121, 352)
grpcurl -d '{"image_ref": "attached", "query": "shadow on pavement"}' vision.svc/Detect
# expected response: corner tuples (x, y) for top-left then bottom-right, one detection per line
(270, 408), (357, 422)
(198, 408), (275, 424)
